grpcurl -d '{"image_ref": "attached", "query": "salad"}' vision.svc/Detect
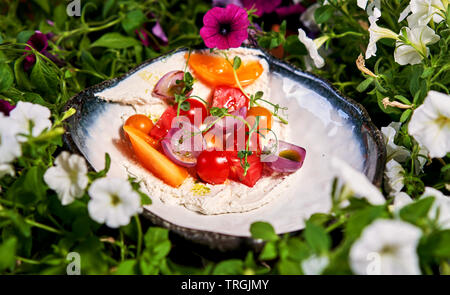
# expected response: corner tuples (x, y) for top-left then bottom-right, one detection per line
(122, 51), (306, 189)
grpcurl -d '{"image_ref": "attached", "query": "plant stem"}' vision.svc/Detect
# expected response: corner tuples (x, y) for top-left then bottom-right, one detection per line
(134, 215), (143, 257)
(25, 219), (63, 235)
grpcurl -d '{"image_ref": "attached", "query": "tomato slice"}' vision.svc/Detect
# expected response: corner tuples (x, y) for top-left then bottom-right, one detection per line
(188, 53), (263, 87)
(226, 151), (263, 187)
(246, 106), (273, 136)
(211, 86), (249, 112)
(196, 150), (229, 185)
(150, 106), (177, 140)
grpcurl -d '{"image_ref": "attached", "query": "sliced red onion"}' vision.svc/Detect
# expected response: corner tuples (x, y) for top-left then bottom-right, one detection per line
(213, 107), (248, 134)
(152, 71), (192, 102)
(161, 123), (205, 167)
(263, 140), (306, 173)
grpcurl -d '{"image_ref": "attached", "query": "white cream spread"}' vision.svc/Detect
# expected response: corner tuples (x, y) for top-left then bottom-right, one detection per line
(92, 48), (364, 222)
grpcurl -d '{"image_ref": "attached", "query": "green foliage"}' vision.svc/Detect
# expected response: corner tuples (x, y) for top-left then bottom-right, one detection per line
(0, 0), (449, 275)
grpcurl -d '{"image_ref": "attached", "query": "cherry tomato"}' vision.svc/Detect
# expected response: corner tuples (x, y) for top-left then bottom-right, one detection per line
(125, 114), (154, 135)
(187, 53), (263, 87)
(246, 106), (272, 136)
(196, 150), (229, 184)
(178, 98), (208, 127)
(226, 151), (263, 187)
(211, 86), (249, 112)
(150, 106), (177, 140)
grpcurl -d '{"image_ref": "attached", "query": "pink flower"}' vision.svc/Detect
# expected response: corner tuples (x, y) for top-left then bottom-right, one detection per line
(242, 0), (282, 17)
(200, 4), (250, 50)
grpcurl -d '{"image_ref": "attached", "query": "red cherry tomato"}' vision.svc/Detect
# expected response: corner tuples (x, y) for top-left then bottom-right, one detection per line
(125, 114), (154, 135)
(178, 98), (208, 127)
(196, 150), (229, 185)
(211, 86), (249, 112)
(150, 106), (177, 140)
(226, 151), (263, 187)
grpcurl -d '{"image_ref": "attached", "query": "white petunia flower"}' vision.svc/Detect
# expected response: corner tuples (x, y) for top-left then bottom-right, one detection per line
(44, 152), (89, 206)
(420, 187), (450, 229)
(331, 157), (385, 206)
(301, 255), (329, 275)
(358, 0), (381, 18)
(298, 28), (328, 68)
(392, 192), (413, 213)
(88, 177), (142, 228)
(384, 159), (405, 195)
(408, 91), (450, 158)
(0, 113), (21, 165)
(366, 16), (399, 59)
(350, 219), (422, 275)
(300, 3), (320, 32)
(381, 122), (411, 163)
(9, 101), (52, 142)
(394, 26), (440, 65)
(0, 164), (15, 179)
(400, 0), (446, 26)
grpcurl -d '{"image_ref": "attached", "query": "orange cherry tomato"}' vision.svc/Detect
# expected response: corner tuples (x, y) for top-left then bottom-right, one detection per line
(187, 53), (263, 87)
(125, 114), (154, 135)
(246, 106), (273, 136)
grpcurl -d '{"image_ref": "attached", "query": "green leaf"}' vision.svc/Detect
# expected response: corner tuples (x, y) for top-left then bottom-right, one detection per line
(121, 10), (147, 35)
(399, 197), (434, 225)
(233, 56), (241, 70)
(143, 227), (171, 261)
(284, 35), (307, 55)
(394, 95), (412, 104)
(32, 0), (50, 13)
(259, 241), (278, 260)
(212, 259), (244, 275)
(400, 109), (412, 123)
(91, 33), (141, 49)
(14, 55), (33, 91)
(0, 62), (14, 92)
(7, 166), (47, 206)
(54, 4), (68, 29)
(103, 0), (116, 19)
(356, 77), (374, 92)
(0, 237), (17, 272)
(16, 31), (35, 44)
(30, 57), (59, 99)
(421, 230), (450, 259)
(303, 221), (331, 254)
(115, 259), (137, 275)
(250, 221), (279, 242)
(314, 5), (334, 24)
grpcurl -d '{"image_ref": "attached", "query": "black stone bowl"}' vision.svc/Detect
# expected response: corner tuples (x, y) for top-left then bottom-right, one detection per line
(63, 46), (386, 251)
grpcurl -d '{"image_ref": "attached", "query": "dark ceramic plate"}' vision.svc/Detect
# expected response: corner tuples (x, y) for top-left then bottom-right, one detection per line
(64, 46), (385, 251)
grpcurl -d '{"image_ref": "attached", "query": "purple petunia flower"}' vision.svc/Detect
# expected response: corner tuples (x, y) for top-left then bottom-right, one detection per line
(136, 13), (168, 49)
(242, 0), (282, 17)
(0, 100), (15, 116)
(200, 4), (250, 50)
(23, 31), (64, 71)
(275, 3), (306, 18)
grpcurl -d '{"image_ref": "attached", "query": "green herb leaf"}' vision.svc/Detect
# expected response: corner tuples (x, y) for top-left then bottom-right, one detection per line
(250, 221), (279, 242)
(91, 33), (141, 49)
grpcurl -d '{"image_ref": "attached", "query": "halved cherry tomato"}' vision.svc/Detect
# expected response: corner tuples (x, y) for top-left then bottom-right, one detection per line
(196, 150), (229, 185)
(246, 106), (272, 136)
(150, 106), (177, 140)
(188, 53), (263, 87)
(179, 98), (208, 127)
(226, 151), (263, 187)
(211, 86), (249, 112)
(125, 114), (154, 135)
